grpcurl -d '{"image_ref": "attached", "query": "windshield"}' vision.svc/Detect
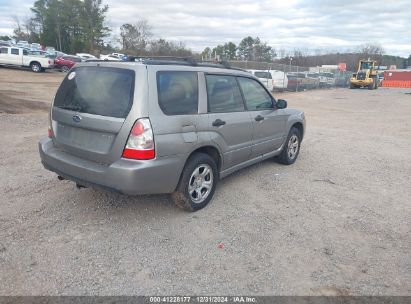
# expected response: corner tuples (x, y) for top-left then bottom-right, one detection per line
(54, 66), (135, 118)
(360, 62), (373, 70)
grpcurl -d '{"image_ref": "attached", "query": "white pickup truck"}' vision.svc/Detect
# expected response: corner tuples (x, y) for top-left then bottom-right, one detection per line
(100, 52), (124, 61)
(0, 46), (54, 72)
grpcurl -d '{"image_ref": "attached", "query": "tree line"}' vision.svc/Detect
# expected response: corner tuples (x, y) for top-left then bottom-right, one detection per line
(201, 36), (276, 62)
(14, 0), (110, 54)
(10, 0), (192, 56)
(5, 0), (410, 69)
(201, 41), (409, 71)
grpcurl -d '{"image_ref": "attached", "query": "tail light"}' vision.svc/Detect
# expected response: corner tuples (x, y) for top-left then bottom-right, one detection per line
(48, 126), (53, 138)
(122, 118), (155, 160)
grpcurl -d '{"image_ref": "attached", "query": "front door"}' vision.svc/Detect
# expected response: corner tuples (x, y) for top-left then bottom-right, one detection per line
(237, 76), (287, 158)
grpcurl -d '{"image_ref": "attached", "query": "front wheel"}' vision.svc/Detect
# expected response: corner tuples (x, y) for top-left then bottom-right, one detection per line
(30, 62), (42, 73)
(277, 127), (302, 165)
(172, 153), (218, 212)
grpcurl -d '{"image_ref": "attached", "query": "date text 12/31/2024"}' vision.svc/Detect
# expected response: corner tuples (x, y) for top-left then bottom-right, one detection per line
(149, 296), (257, 303)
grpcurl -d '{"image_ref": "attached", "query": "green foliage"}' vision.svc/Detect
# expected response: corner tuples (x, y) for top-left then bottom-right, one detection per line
(201, 47), (212, 60)
(29, 0), (110, 53)
(238, 36), (254, 60)
(236, 36), (276, 62)
(210, 42), (237, 60)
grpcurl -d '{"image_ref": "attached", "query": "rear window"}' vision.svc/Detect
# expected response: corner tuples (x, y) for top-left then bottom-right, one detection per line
(54, 66), (135, 118)
(254, 71), (272, 79)
(157, 71), (198, 115)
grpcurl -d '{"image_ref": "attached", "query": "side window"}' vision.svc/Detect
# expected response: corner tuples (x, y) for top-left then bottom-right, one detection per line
(237, 77), (273, 110)
(23, 49), (28, 55)
(206, 75), (244, 113)
(11, 48), (19, 55)
(157, 71), (198, 115)
(0, 48), (8, 54)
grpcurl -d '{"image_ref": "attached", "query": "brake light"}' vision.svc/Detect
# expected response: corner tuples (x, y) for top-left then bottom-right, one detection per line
(122, 118), (155, 160)
(48, 126), (53, 138)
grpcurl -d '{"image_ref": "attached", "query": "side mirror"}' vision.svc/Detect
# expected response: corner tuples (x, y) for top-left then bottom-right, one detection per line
(276, 99), (287, 109)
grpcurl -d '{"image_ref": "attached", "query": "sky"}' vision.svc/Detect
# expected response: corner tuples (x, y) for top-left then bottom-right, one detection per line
(0, 0), (410, 57)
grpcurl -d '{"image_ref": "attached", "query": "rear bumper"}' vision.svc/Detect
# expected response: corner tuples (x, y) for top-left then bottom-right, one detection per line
(39, 138), (186, 195)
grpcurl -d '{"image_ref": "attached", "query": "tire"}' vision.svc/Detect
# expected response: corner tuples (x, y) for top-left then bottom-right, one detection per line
(277, 127), (302, 165)
(368, 78), (375, 90)
(30, 62), (41, 73)
(349, 83), (356, 89)
(172, 153), (218, 212)
(61, 65), (70, 73)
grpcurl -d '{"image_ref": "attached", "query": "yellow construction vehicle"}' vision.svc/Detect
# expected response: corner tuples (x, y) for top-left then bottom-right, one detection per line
(349, 59), (379, 89)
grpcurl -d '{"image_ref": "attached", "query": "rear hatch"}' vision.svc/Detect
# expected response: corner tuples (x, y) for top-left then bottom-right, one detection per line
(51, 65), (135, 164)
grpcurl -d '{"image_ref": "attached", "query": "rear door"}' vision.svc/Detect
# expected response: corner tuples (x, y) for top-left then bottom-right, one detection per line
(205, 74), (253, 169)
(51, 65), (139, 164)
(237, 76), (287, 158)
(146, 67), (201, 159)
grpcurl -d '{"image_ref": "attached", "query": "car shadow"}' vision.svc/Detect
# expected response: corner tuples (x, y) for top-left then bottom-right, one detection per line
(66, 157), (282, 216)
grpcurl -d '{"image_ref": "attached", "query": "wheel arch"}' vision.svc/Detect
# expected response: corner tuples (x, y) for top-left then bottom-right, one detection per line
(29, 61), (41, 67)
(187, 145), (222, 172)
(173, 144), (222, 193)
(291, 122), (304, 141)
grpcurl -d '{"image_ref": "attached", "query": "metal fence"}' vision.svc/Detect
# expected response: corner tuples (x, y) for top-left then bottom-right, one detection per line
(227, 60), (353, 92)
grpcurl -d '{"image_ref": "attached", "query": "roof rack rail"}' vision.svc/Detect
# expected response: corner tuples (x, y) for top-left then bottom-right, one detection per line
(199, 60), (231, 69)
(126, 56), (197, 65)
(84, 56), (248, 71)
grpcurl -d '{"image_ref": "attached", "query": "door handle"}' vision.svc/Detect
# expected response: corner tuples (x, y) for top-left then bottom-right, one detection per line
(255, 115), (265, 122)
(212, 119), (226, 127)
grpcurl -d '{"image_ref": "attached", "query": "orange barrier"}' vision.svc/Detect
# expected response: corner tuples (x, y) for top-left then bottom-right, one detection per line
(381, 80), (411, 88)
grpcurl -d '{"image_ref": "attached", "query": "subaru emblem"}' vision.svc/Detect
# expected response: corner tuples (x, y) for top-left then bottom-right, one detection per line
(73, 115), (82, 123)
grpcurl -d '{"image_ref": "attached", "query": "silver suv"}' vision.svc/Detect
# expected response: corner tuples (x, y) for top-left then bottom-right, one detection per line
(39, 59), (305, 211)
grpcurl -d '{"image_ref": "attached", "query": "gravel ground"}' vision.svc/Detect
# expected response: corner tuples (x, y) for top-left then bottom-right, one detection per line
(0, 68), (410, 296)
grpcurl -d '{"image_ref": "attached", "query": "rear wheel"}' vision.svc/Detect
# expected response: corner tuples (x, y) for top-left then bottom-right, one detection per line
(172, 153), (218, 212)
(30, 62), (41, 73)
(277, 127), (302, 165)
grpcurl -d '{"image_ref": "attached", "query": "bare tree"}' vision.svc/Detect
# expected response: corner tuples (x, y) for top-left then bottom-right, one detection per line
(120, 19), (152, 53)
(12, 16), (30, 41)
(358, 42), (384, 61)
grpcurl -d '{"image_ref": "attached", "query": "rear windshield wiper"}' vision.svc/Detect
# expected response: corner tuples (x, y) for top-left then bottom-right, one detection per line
(57, 105), (84, 111)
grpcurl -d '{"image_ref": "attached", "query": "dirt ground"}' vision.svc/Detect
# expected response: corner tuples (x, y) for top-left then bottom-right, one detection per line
(0, 67), (410, 296)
